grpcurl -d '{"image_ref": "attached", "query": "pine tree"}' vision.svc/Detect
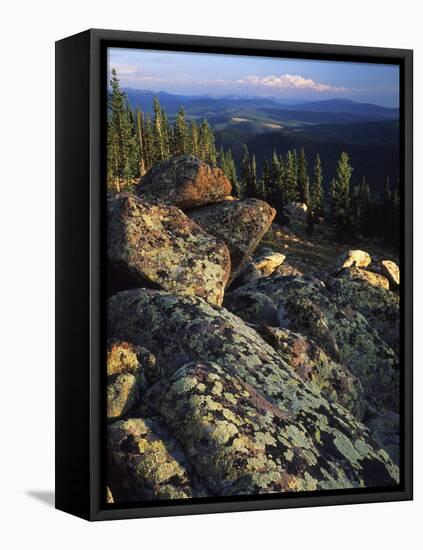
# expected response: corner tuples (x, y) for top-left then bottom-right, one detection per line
(199, 119), (217, 165)
(188, 120), (199, 156)
(174, 106), (189, 155)
(152, 96), (166, 163)
(310, 154), (324, 219)
(266, 151), (283, 209)
(143, 115), (154, 172)
(329, 152), (353, 232)
(107, 68), (135, 191)
(135, 107), (146, 177)
(297, 148), (310, 205)
(241, 144), (257, 197)
(284, 149), (298, 204)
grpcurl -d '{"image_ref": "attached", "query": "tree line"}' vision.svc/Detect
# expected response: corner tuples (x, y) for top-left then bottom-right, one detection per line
(107, 69), (399, 246)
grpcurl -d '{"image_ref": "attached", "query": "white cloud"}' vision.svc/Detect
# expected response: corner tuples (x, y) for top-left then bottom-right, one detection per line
(236, 74), (347, 92)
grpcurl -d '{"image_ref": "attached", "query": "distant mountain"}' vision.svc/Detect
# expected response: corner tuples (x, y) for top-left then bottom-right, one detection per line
(284, 99), (399, 119)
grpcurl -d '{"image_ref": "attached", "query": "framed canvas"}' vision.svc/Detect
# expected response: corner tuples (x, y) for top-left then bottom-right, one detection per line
(55, 29), (413, 521)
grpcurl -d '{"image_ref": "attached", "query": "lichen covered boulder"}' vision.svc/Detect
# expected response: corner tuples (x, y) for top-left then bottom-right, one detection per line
(326, 275), (400, 355)
(107, 339), (160, 388)
(365, 410), (400, 465)
(337, 266), (389, 290)
(107, 417), (206, 501)
(135, 155), (231, 209)
(223, 290), (278, 326)
(255, 325), (364, 418)
(188, 198), (276, 283)
(227, 275), (399, 416)
(147, 362), (356, 494)
(107, 194), (231, 305)
(380, 260), (400, 288)
(108, 289), (399, 489)
(107, 373), (139, 420)
(334, 249), (371, 272)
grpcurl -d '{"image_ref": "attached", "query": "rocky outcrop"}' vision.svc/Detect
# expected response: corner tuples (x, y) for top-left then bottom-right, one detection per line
(225, 275), (399, 416)
(334, 249), (371, 272)
(326, 275), (400, 356)
(380, 260), (400, 288)
(365, 410), (400, 465)
(188, 199), (276, 283)
(106, 340), (160, 420)
(337, 266), (389, 290)
(135, 155), (231, 209)
(107, 194), (231, 305)
(234, 247), (286, 286)
(108, 417), (206, 501)
(250, 247), (286, 277)
(107, 373), (139, 420)
(108, 289), (398, 490)
(254, 325), (364, 419)
(224, 290), (278, 326)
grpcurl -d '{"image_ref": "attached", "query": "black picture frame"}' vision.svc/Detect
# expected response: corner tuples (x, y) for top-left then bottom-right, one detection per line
(55, 28), (413, 521)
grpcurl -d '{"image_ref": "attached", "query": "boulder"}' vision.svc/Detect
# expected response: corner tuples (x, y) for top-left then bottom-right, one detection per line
(284, 202), (308, 222)
(146, 362), (358, 494)
(226, 275), (399, 416)
(366, 410), (400, 465)
(107, 194), (231, 305)
(106, 339), (160, 420)
(107, 339), (160, 388)
(108, 289), (399, 488)
(223, 290), (278, 326)
(233, 248), (286, 286)
(334, 249), (371, 272)
(233, 262), (263, 286)
(251, 247), (286, 277)
(135, 155), (231, 209)
(254, 325), (364, 419)
(380, 260), (400, 288)
(188, 199), (276, 283)
(326, 275), (399, 355)
(108, 417), (206, 501)
(337, 266), (390, 290)
(107, 373), (139, 420)
(272, 262), (303, 278)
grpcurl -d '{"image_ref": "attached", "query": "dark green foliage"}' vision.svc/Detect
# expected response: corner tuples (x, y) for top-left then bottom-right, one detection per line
(329, 152), (353, 235)
(310, 154), (324, 219)
(284, 149), (298, 204)
(218, 148), (239, 196)
(107, 69), (138, 191)
(297, 148), (310, 205)
(241, 145), (258, 199)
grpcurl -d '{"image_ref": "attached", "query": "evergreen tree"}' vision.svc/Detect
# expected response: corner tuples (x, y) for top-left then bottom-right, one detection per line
(174, 106), (189, 155)
(329, 152), (353, 233)
(135, 107), (146, 177)
(143, 115), (154, 172)
(199, 119), (217, 165)
(284, 149), (298, 204)
(107, 69), (135, 191)
(310, 154), (324, 219)
(267, 150), (283, 209)
(152, 96), (166, 163)
(297, 148), (310, 205)
(188, 120), (199, 156)
(241, 145), (255, 197)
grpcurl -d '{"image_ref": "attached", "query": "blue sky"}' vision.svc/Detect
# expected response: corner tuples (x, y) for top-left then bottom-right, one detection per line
(108, 47), (400, 107)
